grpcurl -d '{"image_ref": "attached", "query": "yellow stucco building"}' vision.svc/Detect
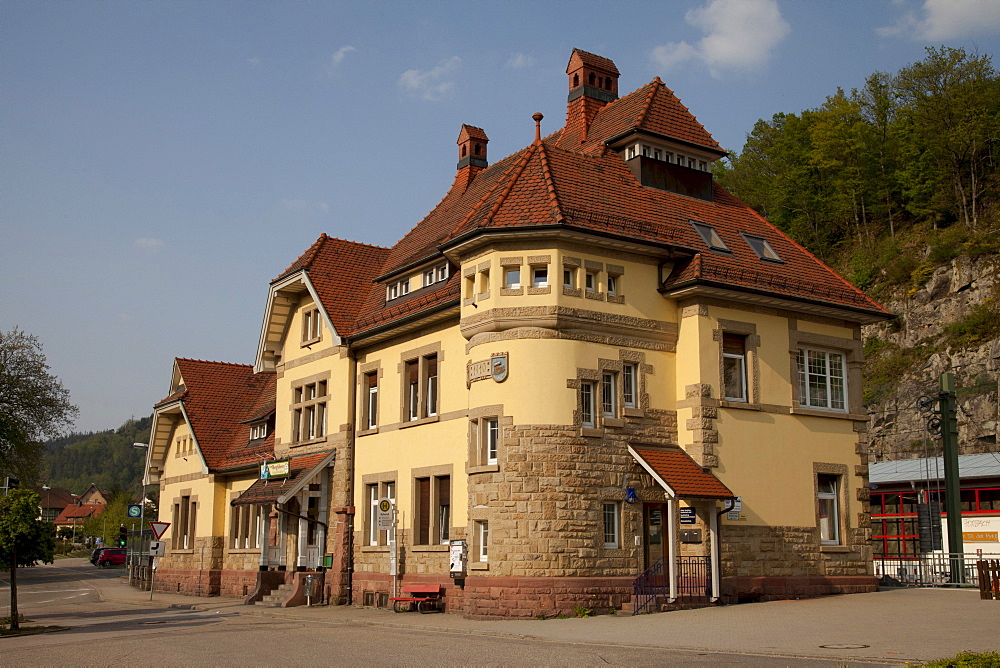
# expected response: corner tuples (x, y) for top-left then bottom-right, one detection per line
(144, 50), (889, 616)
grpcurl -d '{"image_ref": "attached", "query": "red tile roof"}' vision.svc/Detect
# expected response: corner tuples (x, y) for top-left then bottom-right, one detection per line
(274, 234), (390, 336)
(573, 78), (724, 155)
(54, 503), (105, 524)
(630, 447), (735, 499)
(299, 50), (888, 341)
(231, 451), (333, 506)
(165, 359), (276, 472)
(567, 48), (620, 76)
(458, 124), (488, 142)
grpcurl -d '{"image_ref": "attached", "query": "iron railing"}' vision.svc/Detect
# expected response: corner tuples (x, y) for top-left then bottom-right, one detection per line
(874, 552), (1000, 588)
(632, 556), (711, 615)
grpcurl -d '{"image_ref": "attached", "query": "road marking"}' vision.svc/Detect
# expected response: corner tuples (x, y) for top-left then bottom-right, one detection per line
(10, 589), (94, 594)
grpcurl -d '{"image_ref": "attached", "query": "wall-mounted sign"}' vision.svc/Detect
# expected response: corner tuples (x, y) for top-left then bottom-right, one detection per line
(727, 496), (742, 521)
(377, 498), (394, 531)
(467, 352), (509, 388)
(261, 459), (290, 480)
(680, 508), (696, 525)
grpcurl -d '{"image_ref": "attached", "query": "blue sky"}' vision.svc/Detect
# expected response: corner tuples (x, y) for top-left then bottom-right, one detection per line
(3, 0), (999, 433)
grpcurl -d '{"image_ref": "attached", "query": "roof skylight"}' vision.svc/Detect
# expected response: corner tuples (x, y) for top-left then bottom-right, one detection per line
(741, 233), (782, 263)
(690, 221), (729, 253)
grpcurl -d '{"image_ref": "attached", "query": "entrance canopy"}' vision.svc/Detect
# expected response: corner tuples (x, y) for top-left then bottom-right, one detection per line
(628, 446), (735, 499)
(231, 450), (335, 507)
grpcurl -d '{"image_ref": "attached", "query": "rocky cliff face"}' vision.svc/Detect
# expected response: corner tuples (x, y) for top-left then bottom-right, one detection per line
(864, 254), (999, 462)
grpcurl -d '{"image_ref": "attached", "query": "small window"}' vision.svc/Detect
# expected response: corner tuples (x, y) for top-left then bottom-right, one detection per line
(478, 268), (490, 293)
(641, 145), (650, 157)
(423, 269), (435, 287)
(622, 364), (637, 408)
(563, 267), (575, 289)
(691, 221), (729, 252)
(365, 372), (378, 430)
(603, 502), (620, 548)
(722, 334), (747, 402)
(436, 264), (449, 282)
(405, 360), (419, 421)
(665, 151), (673, 164)
(464, 274), (475, 299)
(688, 157), (696, 168)
(485, 417), (499, 465)
(531, 267), (548, 288)
(581, 382), (596, 427)
(585, 271), (597, 292)
(476, 520), (489, 562)
(250, 422), (268, 440)
(626, 146), (636, 160)
(601, 372), (616, 418)
(425, 355), (438, 417)
(741, 234), (782, 262)
(818, 475), (840, 545)
(302, 308), (321, 343)
(504, 268), (521, 289)
(699, 160), (708, 171)
(606, 275), (618, 297)
(653, 148), (662, 161)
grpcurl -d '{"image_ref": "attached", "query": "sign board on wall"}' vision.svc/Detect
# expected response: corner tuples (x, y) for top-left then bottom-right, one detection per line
(679, 508), (696, 525)
(727, 497), (742, 521)
(466, 352), (509, 388)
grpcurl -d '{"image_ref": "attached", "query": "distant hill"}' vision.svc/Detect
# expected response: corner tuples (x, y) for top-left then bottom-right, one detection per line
(44, 416), (151, 494)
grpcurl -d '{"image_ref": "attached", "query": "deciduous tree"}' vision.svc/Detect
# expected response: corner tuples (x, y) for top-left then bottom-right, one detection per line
(0, 489), (56, 630)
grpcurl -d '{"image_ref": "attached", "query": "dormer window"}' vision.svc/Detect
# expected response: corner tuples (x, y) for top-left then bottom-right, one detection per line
(691, 221), (729, 252)
(387, 278), (410, 301)
(250, 422), (269, 441)
(421, 263), (449, 288)
(741, 233), (782, 263)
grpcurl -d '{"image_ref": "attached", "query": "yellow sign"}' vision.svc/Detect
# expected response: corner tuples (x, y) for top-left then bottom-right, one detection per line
(963, 531), (999, 543)
(260, 459), (290, 480)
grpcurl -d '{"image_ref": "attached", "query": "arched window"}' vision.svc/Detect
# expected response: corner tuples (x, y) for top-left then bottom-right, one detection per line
(462, 145), (467, 157)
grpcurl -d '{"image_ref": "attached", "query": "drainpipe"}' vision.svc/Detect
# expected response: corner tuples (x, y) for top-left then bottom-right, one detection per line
(345, 340), (358, 606)
(713, 499), (736, 603)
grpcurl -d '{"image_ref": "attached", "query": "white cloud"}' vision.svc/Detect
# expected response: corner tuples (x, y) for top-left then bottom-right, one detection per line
(398, 56), (462, 101)
(877, 0), (1000, 39)
(119, 313), (133, 321)
(650, 0), (790, 78)
(506, 52), (535, 69)
(330, 45), (356, 68)
(133, 237), (164, 252)
(247, 56), (261, 66)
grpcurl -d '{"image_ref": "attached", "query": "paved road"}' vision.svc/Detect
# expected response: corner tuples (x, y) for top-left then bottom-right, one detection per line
(2, 560), (996, 666)
(0, 559), (120, 612)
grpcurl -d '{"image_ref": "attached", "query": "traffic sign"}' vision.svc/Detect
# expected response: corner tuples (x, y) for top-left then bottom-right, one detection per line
(149, 521), (170, 540)
(376, 498), (394, 531)
(127, 504), (142, 518)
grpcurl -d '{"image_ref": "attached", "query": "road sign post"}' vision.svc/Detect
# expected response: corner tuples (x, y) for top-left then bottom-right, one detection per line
(147, 522), (170, 600)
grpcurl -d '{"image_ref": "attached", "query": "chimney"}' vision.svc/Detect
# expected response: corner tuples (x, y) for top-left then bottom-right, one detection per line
(456, 124), (489, 191)
(565, 49), (619, 143)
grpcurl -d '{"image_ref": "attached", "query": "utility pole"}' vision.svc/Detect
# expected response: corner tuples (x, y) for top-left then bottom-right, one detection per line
(939, 373), (964, 583)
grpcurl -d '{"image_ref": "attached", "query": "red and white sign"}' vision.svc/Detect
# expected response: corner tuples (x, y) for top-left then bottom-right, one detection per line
(149, 521), (170, 541)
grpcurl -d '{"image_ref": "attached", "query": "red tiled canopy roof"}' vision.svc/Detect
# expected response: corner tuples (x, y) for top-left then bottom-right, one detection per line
(231, 451), (334, 506)
(629, 446), (735, 499)
(54, 503), (105, 524)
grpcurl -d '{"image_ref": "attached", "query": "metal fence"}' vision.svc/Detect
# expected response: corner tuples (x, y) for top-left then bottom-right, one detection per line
(874, 552), (1000, 588)
(127, 528), (154, 589)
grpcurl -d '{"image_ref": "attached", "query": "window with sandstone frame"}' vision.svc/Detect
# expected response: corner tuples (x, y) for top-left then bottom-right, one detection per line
(301, 306), (321, 345)
(291, 378), (328, 443)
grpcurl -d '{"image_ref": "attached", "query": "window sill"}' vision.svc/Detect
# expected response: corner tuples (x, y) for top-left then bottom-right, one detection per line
(476, 291), (491, 301)
(300, 337), (321, 348)
(358, 427), (379, 437)
(500, 287), (524, 296)
(469, 561), (489, 571)
(410, 545), (450, 553)
(606, 294), (625, 305)
(603, 418), (624, 428)
(527, 286), (551, 295)
(290, 436), (329, 448)
(399, 415), (440, 429)
(820, 545), (851, 553)
(468, 464), (500, 475)
(791, 407), (866, 421)
(720, 400), (760, 411)
(170, 549), (194, 554)
(584, 290), (605, 301)
(227, 548), (261, 554)
(580, 427), (603, 438)
(563, 287), (582, 297)
(623, 407), (644, 418)
(361, 546), (391, 553)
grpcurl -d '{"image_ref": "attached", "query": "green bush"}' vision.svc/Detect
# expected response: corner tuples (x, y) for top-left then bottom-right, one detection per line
(922, 650), (1000, 667)
(944, 299), (1000, 348)
(864, 344), (924, 405)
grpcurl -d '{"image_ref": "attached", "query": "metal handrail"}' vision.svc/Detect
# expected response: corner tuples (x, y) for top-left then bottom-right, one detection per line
(632, 557), (667, 616)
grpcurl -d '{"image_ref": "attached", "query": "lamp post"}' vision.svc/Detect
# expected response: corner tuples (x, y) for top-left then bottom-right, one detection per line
(42, 485), (51, 523)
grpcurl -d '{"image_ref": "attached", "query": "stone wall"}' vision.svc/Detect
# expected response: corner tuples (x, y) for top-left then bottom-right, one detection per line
(462, 576), (633, 619)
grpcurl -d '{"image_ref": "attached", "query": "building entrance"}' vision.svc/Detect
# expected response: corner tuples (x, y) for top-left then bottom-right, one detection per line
(644, 502), (666, 569)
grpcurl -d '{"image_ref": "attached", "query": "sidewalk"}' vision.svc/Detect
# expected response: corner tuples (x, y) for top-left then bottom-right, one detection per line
(91, 575), (998, 664)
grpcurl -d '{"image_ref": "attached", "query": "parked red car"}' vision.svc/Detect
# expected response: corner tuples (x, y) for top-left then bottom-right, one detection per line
(97, 548), (127, 567)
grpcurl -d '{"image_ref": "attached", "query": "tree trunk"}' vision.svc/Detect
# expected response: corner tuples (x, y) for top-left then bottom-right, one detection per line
(9, 550), (17, 631)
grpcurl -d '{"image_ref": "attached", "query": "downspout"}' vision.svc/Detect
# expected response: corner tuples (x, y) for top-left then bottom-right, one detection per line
(667, 497), (678, 603)
(713, 499), (736, 603)
(346, 340), (357, 606)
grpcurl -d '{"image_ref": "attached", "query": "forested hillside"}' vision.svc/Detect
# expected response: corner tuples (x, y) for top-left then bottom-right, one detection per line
(44, 416), (151, 494)
(715, 46), (999, 459)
